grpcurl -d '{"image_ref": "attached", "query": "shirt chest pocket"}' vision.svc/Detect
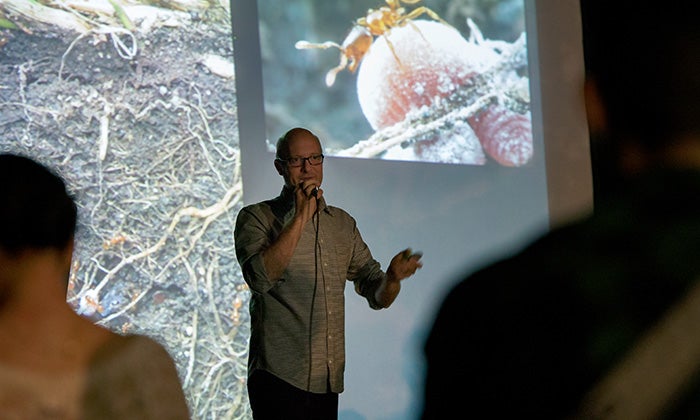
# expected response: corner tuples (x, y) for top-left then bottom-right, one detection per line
(326, 242), (353, 280)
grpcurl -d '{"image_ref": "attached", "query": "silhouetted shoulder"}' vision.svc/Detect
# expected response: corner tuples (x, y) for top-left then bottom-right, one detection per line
(84, 334), (190, 419)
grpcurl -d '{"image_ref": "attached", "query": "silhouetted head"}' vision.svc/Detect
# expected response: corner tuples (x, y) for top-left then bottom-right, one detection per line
(580, 1), (700, 198)
(0, 153), (77, 255)
(581, 2), (700, 149)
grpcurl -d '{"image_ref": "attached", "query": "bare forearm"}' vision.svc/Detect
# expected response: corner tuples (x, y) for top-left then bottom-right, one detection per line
(374, 249), (423, 308)
(374, 275), (402, 308)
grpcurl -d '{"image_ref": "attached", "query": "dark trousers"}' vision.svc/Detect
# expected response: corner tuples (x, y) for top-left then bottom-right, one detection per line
(247, 370), (338, 420)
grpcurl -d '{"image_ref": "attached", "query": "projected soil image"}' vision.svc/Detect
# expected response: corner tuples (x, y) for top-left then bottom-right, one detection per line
(0, 2), (250, 418)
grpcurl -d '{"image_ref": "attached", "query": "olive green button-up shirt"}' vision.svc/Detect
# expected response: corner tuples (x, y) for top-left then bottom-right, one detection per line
(234, 187), (386, 393)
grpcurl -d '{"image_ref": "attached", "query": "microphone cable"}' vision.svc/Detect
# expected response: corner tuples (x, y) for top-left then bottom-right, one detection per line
(306, 201), (321, 391)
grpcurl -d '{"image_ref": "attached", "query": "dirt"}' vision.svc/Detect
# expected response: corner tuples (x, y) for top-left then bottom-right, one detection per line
(1, 8), (250, 419)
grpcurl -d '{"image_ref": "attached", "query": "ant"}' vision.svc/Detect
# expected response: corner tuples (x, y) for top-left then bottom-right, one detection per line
(295, 0), (450, 87)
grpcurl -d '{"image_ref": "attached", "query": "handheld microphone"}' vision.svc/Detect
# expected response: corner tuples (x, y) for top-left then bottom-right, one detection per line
(311, 187), (319, 197)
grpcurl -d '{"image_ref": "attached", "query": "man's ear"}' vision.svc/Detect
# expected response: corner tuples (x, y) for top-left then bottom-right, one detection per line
(274, 159), (285, 176)
(583, 77), (608, 137)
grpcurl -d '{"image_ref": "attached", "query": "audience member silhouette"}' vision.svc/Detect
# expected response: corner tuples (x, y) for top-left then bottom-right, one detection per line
(0, 153), (191, 419)
(422, 1), (700, 418)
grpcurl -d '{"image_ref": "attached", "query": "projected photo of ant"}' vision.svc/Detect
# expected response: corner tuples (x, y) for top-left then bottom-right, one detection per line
(258, 0), (531, 166)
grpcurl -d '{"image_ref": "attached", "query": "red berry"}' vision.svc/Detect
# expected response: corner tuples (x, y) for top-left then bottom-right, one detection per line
(356, 20), (533, 166)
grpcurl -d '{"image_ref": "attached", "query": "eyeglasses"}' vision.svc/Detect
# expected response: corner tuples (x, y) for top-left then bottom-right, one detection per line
(277, 154), (324, 167)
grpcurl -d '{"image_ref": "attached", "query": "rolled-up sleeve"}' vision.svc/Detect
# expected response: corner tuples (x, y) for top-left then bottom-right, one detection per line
(343, 216), (386, 310)
(234, 206), (277, 294)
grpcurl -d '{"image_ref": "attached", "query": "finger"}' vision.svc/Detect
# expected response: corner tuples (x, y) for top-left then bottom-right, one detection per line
(296, 182), (307, 196)
(303, 183), (316, 197)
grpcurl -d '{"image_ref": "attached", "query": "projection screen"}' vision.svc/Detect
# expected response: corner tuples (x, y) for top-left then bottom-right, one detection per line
(0, 0), (590, 418)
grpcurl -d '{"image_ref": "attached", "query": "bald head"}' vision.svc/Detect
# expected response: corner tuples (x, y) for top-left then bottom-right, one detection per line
(276, 127), (321, 160)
